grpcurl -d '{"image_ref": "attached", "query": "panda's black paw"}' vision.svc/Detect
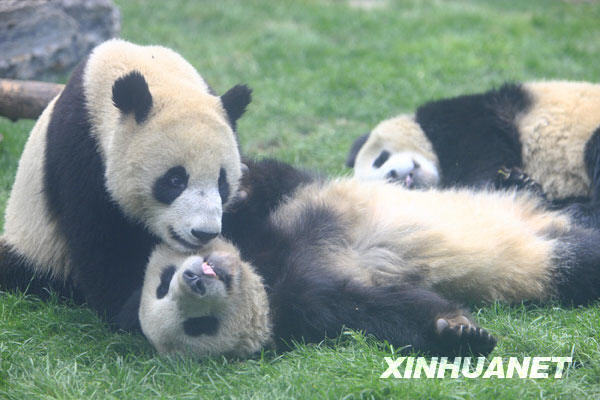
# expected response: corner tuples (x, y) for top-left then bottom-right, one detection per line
(495, 167), (545, 199)
(434, 315), (496, 357)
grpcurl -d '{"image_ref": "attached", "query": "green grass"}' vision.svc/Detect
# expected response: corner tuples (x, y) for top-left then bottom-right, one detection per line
(1, 0), (600, 398)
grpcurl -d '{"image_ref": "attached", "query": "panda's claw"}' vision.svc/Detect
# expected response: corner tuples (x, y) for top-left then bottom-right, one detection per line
(495, 166), (546, 199)
(434, 316), (496, 357)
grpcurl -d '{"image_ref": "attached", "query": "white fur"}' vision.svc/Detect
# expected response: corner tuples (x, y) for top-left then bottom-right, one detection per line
(353, 115), (440, 188)
(518, 81), (600, 200)
(84, 39), (242, 251)
(2, 97), (72, 278)
(273, 179), (570, 303)
(140, 240), (271, 357)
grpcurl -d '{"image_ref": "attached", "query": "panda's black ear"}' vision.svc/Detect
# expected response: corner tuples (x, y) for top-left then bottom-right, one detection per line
(112, 71), (153, 124)
(221, 84), (252, 130)
(345, 132), (370, 168)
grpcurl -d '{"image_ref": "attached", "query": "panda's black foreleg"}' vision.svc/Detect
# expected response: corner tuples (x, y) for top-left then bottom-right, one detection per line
(269, 269), (496, 356)
(114, 288), (143, 332)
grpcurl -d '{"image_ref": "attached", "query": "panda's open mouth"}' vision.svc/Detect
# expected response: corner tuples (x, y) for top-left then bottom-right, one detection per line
(181, 259), (232, 298)
(169, 226), (201, 250)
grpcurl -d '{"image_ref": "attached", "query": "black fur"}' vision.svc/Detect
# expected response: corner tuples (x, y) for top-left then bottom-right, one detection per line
(220, 85), (252, 131)
(222, 158), (314, 269)
(157, 266), (176, 299)
(346, 132), (370, 168)
(183, 316), (220, 336)
(114, 287), (142, 332)
(553, 225), (600, 305)
(0, 240), (83, 303)
(584, 126), (600, 202)
(561, 126), (600, 229)
(372, 150), (391, 168)
(270, 270), (493, 356)
(415, 83), (531, 188)
(43, 57), (159, 324)
(222, 159), (496, 356)
(213, 267), (232, 291)
(153, 166), (189, 205)
(218, 167), (230, 204)
(112, 71), (153, 123)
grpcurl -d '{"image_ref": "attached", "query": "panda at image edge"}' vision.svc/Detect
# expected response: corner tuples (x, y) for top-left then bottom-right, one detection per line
(0, 39), (252, 329)
(138, 158), (600, 359)
(346, 81), (600, 228)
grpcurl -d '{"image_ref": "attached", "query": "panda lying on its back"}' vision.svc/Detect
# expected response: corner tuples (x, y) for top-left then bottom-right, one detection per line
(0, 39), (251, 329)
(139, 158), (600, 358)
(346, 81), (600, 228)
(141, 237), (496, 358)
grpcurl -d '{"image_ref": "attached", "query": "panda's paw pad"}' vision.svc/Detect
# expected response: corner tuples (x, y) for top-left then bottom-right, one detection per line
(435, 315), (496, 356)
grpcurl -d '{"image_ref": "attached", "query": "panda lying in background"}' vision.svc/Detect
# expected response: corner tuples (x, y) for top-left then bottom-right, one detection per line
(0, 39), (251, 328)
(346, 81), (600, 228)
(139, 158), (600, 358)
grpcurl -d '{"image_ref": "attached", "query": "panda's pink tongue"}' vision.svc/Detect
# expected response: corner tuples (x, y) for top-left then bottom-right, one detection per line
(202, 262), (217, 277)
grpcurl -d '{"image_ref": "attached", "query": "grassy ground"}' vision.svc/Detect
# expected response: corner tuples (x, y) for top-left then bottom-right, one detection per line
(1, 0), (600, 398)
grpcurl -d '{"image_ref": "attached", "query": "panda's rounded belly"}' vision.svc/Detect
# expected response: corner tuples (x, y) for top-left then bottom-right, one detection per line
(284, 179), (563, 302)
(3, 97), (71, 277)
(518, 108), (591, 200)
(521, 136), (590, 201)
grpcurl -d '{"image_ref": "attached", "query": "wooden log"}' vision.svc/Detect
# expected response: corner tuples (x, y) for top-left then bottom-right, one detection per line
(0, 79), (64, 121)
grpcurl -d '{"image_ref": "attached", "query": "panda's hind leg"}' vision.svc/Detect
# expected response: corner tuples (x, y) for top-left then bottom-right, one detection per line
(434, 314), (497, 357)
(0, 238), (80, 301)
(553, 225), (600, 305)
(270, 263), (497, 356)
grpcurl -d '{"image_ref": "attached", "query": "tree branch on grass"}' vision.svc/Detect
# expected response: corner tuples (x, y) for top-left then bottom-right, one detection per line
(0, 79), (64, 121)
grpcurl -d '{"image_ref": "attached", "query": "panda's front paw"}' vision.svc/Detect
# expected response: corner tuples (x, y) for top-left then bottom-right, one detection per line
(434, 315), (496, 357)
(495, 166), (545, 198)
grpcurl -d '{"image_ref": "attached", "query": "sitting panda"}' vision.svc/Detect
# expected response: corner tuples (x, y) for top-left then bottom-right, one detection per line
(346, 81), (600, 227)
(138, 158), (600, 358)
(0, 39), (252, 329)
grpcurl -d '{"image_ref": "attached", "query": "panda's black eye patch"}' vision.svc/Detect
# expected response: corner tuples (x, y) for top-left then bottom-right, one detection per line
(156, 265), (176, 299)
(183, 316), (220, 336)
(218, 167), (230, 204)
(153, 166), (189, 205)
(373, 150), (391, 168)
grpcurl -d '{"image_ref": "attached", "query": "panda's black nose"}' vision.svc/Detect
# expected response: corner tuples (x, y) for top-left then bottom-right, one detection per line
(183, 269), (206, 295)
(191, 230), (219, 243)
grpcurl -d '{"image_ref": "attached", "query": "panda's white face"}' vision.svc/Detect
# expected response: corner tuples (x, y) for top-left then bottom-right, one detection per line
(139, 241), (271, 358)
(108, 114), (241, 252)
(351, 115), (441, 189)
(356, 150), (440, 188)
(102, 73), (243, 253)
